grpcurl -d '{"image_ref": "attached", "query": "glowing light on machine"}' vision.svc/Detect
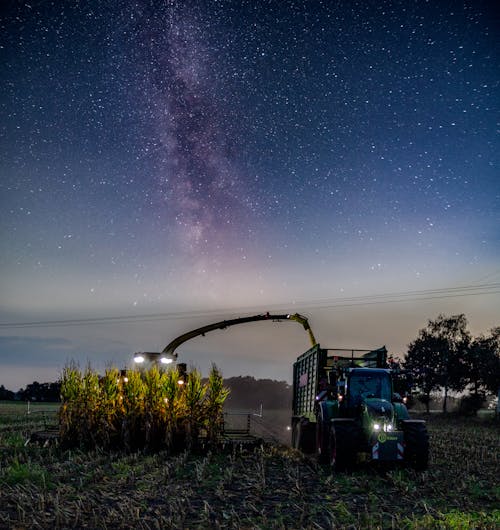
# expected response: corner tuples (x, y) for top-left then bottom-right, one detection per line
(133, 352), (177, 365)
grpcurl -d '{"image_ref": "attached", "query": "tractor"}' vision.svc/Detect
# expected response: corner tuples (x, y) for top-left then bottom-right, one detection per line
(291, 345), (429, 470)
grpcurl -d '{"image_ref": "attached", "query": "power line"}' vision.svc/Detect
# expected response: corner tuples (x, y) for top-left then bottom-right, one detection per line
(0, 282), (498, 330)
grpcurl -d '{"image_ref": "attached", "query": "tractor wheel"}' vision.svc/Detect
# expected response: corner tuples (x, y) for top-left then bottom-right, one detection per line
(292, 419), (301, 450)
(333, 422), (360, 472)
(328, 424), (336, 468)
(292, 418), (315, 453)
(403, 422), (429, 470)
(316, 420), (332, 464)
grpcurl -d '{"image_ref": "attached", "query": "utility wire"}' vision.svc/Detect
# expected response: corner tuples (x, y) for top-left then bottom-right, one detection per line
(0, 282), (498, 330)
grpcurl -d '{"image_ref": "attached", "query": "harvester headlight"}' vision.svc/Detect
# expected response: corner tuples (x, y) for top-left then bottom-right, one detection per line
(373, 423), (381, 431)
(160, 356), (174, 364)
(133, 354), (145, 364)
(386, 424), (393, 432)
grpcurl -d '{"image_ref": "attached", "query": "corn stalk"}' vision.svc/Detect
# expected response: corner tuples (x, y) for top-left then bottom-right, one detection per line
(204, 364), (230, 443)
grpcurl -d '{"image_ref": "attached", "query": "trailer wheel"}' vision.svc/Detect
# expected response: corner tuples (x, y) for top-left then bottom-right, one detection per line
(292, 418), (315, 453)
(292, 419), (301, 450)
(403, 422), (429, 470)
(316, 420), (332, 464)
(333, 421), (360, 471)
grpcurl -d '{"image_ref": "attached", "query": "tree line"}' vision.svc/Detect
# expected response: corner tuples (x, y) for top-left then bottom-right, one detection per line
(402, 313), (499, 413)
(0, 381), (61, 402)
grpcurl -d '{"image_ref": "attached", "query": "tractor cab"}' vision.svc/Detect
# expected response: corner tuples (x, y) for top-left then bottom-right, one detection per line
(344, 368), (392, 407)
(340, 368), (398, 436)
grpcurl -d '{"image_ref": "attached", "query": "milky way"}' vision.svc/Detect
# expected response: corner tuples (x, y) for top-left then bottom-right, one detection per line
(0, 1), (498, 388)
(144, 6), (252, 256)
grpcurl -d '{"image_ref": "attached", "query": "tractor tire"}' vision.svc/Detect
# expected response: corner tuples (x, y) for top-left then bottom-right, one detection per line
(292, 418), (315, 454)
(292, 419), (301, 449)
(403, 421), (429, 470)
(333, 421), (360, 472)
(316, 420), (332, 464)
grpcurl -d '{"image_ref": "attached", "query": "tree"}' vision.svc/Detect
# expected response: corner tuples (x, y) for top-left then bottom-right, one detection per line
(19, 381), (61, 401)
(405, 333), (444, 412)
(467, 327), (500, 396)
(0, 385), (15, 400)
(404, 314), (471, 412)
(223, 376), (292, 410)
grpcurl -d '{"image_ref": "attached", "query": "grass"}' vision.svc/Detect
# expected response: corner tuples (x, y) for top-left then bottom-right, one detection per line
(0, 400), (59, 427)
(0, 408), (499, 528)
(2, 459), (51, 487)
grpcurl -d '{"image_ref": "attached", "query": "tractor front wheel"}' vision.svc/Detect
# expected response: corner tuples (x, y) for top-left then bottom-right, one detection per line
(333, 421), (360, 472)
(403, 421), (429, 470)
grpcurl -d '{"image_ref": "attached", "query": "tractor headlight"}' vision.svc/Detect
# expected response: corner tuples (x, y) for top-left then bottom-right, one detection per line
(386, 423), (393, 432)
(373, 423), (381, 431)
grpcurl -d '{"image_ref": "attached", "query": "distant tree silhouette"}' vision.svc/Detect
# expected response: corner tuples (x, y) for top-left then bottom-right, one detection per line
(467, 327), (500, 396)
(19, 381), (61, 402)
(404, 314), (470, 412)
(404, 314), (500, 414)
(223, 376), (292, 410)
(0, 385), (15, 400)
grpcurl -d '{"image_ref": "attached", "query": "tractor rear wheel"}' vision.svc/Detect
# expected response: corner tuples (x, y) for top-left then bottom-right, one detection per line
(292, 418), (315, 454)
(403, 421), (429, 470)
(292, 419), (301, 450)
(333, 421), (360, 471)
(316, 420), (332, 464)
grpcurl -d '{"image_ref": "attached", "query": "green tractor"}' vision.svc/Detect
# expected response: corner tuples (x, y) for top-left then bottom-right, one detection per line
(291, 345), (429, 471)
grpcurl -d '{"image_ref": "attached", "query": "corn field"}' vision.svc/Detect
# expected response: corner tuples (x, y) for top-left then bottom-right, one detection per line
(58, 363), (229, 452)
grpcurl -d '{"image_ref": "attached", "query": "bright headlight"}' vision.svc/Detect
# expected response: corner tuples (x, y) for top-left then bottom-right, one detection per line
(160, 356), (173, 364)
(373, 423), (381, 431)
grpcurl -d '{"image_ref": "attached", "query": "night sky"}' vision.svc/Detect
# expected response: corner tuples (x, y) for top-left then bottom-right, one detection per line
(1, 1), (499, 390)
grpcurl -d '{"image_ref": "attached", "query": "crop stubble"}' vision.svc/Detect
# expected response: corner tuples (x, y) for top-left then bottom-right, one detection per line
(0, 412), (499, 529)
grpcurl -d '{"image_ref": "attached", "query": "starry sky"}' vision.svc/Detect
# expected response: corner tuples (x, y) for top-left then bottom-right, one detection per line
(1, 1), (499, 391)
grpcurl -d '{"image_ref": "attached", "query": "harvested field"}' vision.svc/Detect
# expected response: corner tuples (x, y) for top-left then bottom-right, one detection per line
(0, 408), (498, 529)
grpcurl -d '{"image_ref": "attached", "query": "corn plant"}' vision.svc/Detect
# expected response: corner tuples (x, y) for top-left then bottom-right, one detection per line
(97, 367), (122, 448)
(80, 366), (102, 448)
(59, 363), (83, 448)
(163, 367), (187, 452)
(204, 364), (230, 443)
(182, 369), (206, 450)
(142, 366), (170, 451)
(121, 369), (145, 451)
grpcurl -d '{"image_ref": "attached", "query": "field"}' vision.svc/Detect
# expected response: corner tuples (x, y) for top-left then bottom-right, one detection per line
(0, 402), (499, 529)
